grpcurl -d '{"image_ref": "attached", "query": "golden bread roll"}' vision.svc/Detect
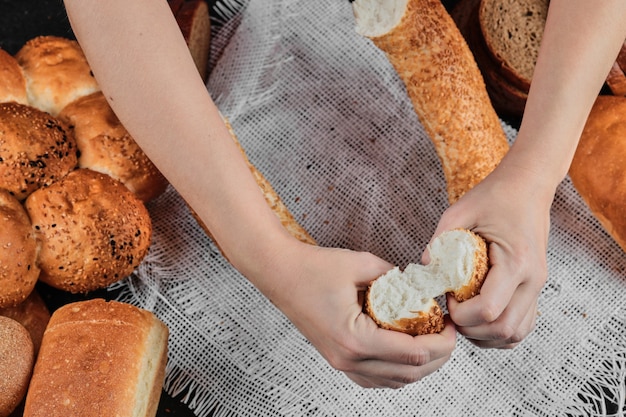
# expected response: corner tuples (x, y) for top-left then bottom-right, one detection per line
(366, 229), (488, 335)
(352, 0), (509, 203)
(175, 0), (211, 81)
(0, 290), (50, 355)
(0, 316), (34, 417)
(15, 36), (100, 116)
(24, 169), (152, 293)
(0, 102), (78, 200)
(23, 299), (168, 417)
(58, 91), (169, 203)
(569, 95), (626, 252)
(0, 49), (28, 105)
(0, 189), (40, 308)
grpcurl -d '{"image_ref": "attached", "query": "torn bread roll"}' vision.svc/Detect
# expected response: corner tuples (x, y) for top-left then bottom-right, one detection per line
(23, 299), (168, 417)
(352, 0), (509, 203)
(366, 229), (488, 335)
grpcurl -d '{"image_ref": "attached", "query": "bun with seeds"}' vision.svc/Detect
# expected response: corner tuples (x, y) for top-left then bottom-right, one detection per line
(366, 229), (488, 335)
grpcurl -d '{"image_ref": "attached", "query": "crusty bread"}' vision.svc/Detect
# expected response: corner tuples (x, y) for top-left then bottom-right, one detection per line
(0, 102), (78, 200)
(0, 290), (50, 355)
(0, 316), (34, 417)
(606, 61), (626, 96)
(478, 0), (548, 93)
(352, 0), (509, 204)
(23, 169), (153, 293)
(617, 40), (626, 75)
(23, 299), (168, 417)
(569, 95), (626, 252)
(366, 229), (488, 335)
(58, 91), (169, 203)
(15, 36), (100, 116)
(175, 0), (211, 81)
(0, 49), (28, 105)
(0, 189), (40, 308)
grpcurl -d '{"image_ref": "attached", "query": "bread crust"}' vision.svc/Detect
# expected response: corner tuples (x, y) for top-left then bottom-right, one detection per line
(0, 316), (34, 417)
(569, 95), (626, 252)
(0, 48), (28, 105)
(58, 91), (169, 203)
(606, 61), (626, 96)
(15, 36), (100, 116)
(365, 294), (445, 336)
(23, 299), (168, 417)
(450, 229), (489, 302)
(0, 189), (40, 308)
(0, 102), (78, 200)
(175, 0), (211, 81)
(357, 0), (509, 203)
(24, 169), (153, 293)
(0, 290), (50, 355)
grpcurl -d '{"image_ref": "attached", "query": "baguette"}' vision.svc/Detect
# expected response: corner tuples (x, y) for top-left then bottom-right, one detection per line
(23, 299), (168, 417)
(366, 229), (488, 335)
(352, 0), (509, 204)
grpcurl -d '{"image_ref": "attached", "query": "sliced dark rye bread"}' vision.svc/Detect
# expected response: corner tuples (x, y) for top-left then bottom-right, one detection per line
(478, 0), (549, 93)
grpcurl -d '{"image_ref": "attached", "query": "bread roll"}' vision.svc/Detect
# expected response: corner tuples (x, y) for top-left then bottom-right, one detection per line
(0, 102), (78, 200)
(0, 290), (50, 355)
(58, 91), (169, 203)
(569, 95), (626, 252)
(0, 189), (40, 308)
(0, 316), (34, 417)
(0, 49), (28, 105)
(352, 0), (509, 204)
(15, 36), (100, 116)
(366, 229), (488, 335)
(175, 0), (211, 81)
(23, 169), (153, 293)
(606, 61), (626, 96)
(23, 299), (168, 417)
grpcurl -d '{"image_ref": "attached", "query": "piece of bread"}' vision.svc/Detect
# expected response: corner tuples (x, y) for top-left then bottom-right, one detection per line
(0, 316), (34, 417)
(58, 91), (169, 203)
(23, 299), (168, 417)
(352, 0), (510, 204)
(366, 229), (489, 335)
(0, 189), (40, 308)
(569, 95), (626, 252)
(0, 290), (50, 355)
(0, 102), (78, 200)
(450, 0), (528, 118)
(23, 168), (153, 293)
(189, 116), (316, 250)
(606, 61), (626, 96)
(478, 0), (548, 93)
(175, 0), (211, 81)
(15, 36), (100, 116)
(0, 48), (28, 105)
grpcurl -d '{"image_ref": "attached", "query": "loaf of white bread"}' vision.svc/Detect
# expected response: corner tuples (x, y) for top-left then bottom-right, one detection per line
(352, 0), (510, 204)
(366, 229), (489, 335)
(23, 299), (168, 417)
(569, 95), (626, 253)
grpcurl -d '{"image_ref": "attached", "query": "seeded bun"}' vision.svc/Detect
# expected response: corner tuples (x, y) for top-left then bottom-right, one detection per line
(366, 229), (488, 335)
(0, 316), (34, 417)
(0, 290), (50, 355)
(0, 49), (28, 105)
(23, 169), (152, 293)
(0, 102), (78, 200)
(58, 91), (168, 203)
(15, 36), (100, 116)
(0, 189), (40, 309)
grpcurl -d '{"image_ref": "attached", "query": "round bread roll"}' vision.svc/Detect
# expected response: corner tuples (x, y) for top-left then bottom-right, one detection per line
(0, 189), (40, 308)
(366, 229), (488, 335)
(569, 95), (626, 252)
(0, 102), (78, 200)
(0, 316), (34, 417)
(0, 290), (50, 355)
(23, 168), (153, 293)
(58, 91), (168, 203)
(0, 49), (28, 105)
(15, 36), (100, 116)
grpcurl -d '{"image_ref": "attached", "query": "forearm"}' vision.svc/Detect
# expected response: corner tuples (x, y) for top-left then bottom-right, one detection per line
(63, 0), (294, 287)
(503, 0), (626, 191)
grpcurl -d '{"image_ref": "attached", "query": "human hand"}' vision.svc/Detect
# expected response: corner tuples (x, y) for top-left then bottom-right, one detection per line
(424, 161), (553, 349)
(265, 242), (456, 389)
